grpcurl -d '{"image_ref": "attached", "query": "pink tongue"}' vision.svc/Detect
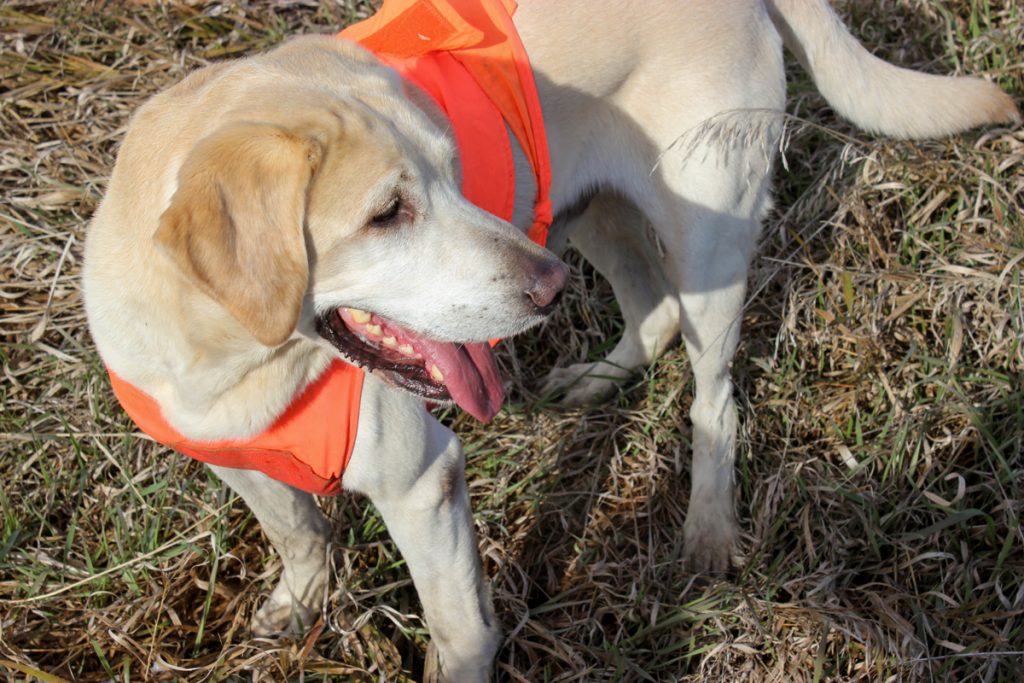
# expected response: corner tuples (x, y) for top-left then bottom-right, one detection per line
(416, 339), (504, 422)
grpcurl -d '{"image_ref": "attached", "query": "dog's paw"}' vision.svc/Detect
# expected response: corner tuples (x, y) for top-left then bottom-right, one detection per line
(682, 508), (741, 574)
(423, 622), (500, 683)
(423, 640), (494, 683)
(541, 362), (625, 406)
(250, 580), (320, 637)
(251, 597), (316, 637)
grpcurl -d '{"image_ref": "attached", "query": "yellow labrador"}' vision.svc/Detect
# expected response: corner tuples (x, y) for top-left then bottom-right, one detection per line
(83, 0), (1017, 680)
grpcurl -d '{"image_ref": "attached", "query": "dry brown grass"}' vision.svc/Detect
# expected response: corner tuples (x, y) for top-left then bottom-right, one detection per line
(1, 1), (1022, 681)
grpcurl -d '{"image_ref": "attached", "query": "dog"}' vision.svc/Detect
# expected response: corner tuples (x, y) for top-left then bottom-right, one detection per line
(82, 0), (1018, 680)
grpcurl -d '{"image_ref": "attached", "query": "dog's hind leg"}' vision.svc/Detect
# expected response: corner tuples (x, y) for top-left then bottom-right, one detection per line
(342, 381), (500, 682)
(663, 213), (751, 573)
(543, 183), (751, 573)
(209, 464), (332, 635)
(647, 120), (780, 572)
(542, 193), (680, 405)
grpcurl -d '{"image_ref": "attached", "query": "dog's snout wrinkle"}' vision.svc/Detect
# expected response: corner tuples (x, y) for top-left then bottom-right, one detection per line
(524, 259), (568, 313)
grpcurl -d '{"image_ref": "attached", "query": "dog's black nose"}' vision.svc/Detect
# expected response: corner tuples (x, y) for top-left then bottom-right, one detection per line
(525, 259), (568, 313)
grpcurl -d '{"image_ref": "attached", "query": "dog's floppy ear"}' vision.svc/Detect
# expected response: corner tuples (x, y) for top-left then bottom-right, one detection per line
(155, 122), (322, 347)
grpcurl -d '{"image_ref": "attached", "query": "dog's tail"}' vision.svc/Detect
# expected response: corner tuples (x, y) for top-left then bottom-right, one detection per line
(765, 0), (1019, 138)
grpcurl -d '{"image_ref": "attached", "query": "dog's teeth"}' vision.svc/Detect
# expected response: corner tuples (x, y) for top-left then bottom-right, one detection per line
(382, 336), (397, 348)
(399, 343), (416, 356)
(365, 323), (383, 337)
(347, 308), (371, 324)
(429, 365), (444, 382)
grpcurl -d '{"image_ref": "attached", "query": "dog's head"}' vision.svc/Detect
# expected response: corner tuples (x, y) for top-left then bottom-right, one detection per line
(152, 36), (566, 421)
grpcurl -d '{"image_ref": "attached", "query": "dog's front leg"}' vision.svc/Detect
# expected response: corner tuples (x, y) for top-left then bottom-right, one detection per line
(208, 464), (332, 636)
(343, 382), (500, 682)
(370, 429), (499, 682)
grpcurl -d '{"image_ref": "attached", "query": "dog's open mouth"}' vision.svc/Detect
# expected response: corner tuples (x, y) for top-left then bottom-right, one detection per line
(315, 307), (503, 422)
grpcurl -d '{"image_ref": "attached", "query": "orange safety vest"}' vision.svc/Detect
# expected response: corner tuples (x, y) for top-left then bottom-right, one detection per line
(108, 0), (552, 496)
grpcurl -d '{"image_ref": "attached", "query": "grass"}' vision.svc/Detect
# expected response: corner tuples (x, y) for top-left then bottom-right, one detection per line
(1, 0), (1022, 680)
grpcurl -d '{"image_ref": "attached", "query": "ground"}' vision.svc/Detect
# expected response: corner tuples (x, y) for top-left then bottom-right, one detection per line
(1, 1), (1021, 681)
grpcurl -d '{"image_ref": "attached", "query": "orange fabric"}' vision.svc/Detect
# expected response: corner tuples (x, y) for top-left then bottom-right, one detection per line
(109, 361), (362, 496)
(108, 0), (552, 497)
(340, 0), (553, 243)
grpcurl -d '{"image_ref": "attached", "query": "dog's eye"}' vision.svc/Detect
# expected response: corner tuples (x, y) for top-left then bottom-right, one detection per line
(370, 195), (403, 226)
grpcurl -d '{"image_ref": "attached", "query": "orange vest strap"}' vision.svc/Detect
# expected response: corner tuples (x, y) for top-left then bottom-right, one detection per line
(340, 0), (552, 243)
(108, 361), (362, 496)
